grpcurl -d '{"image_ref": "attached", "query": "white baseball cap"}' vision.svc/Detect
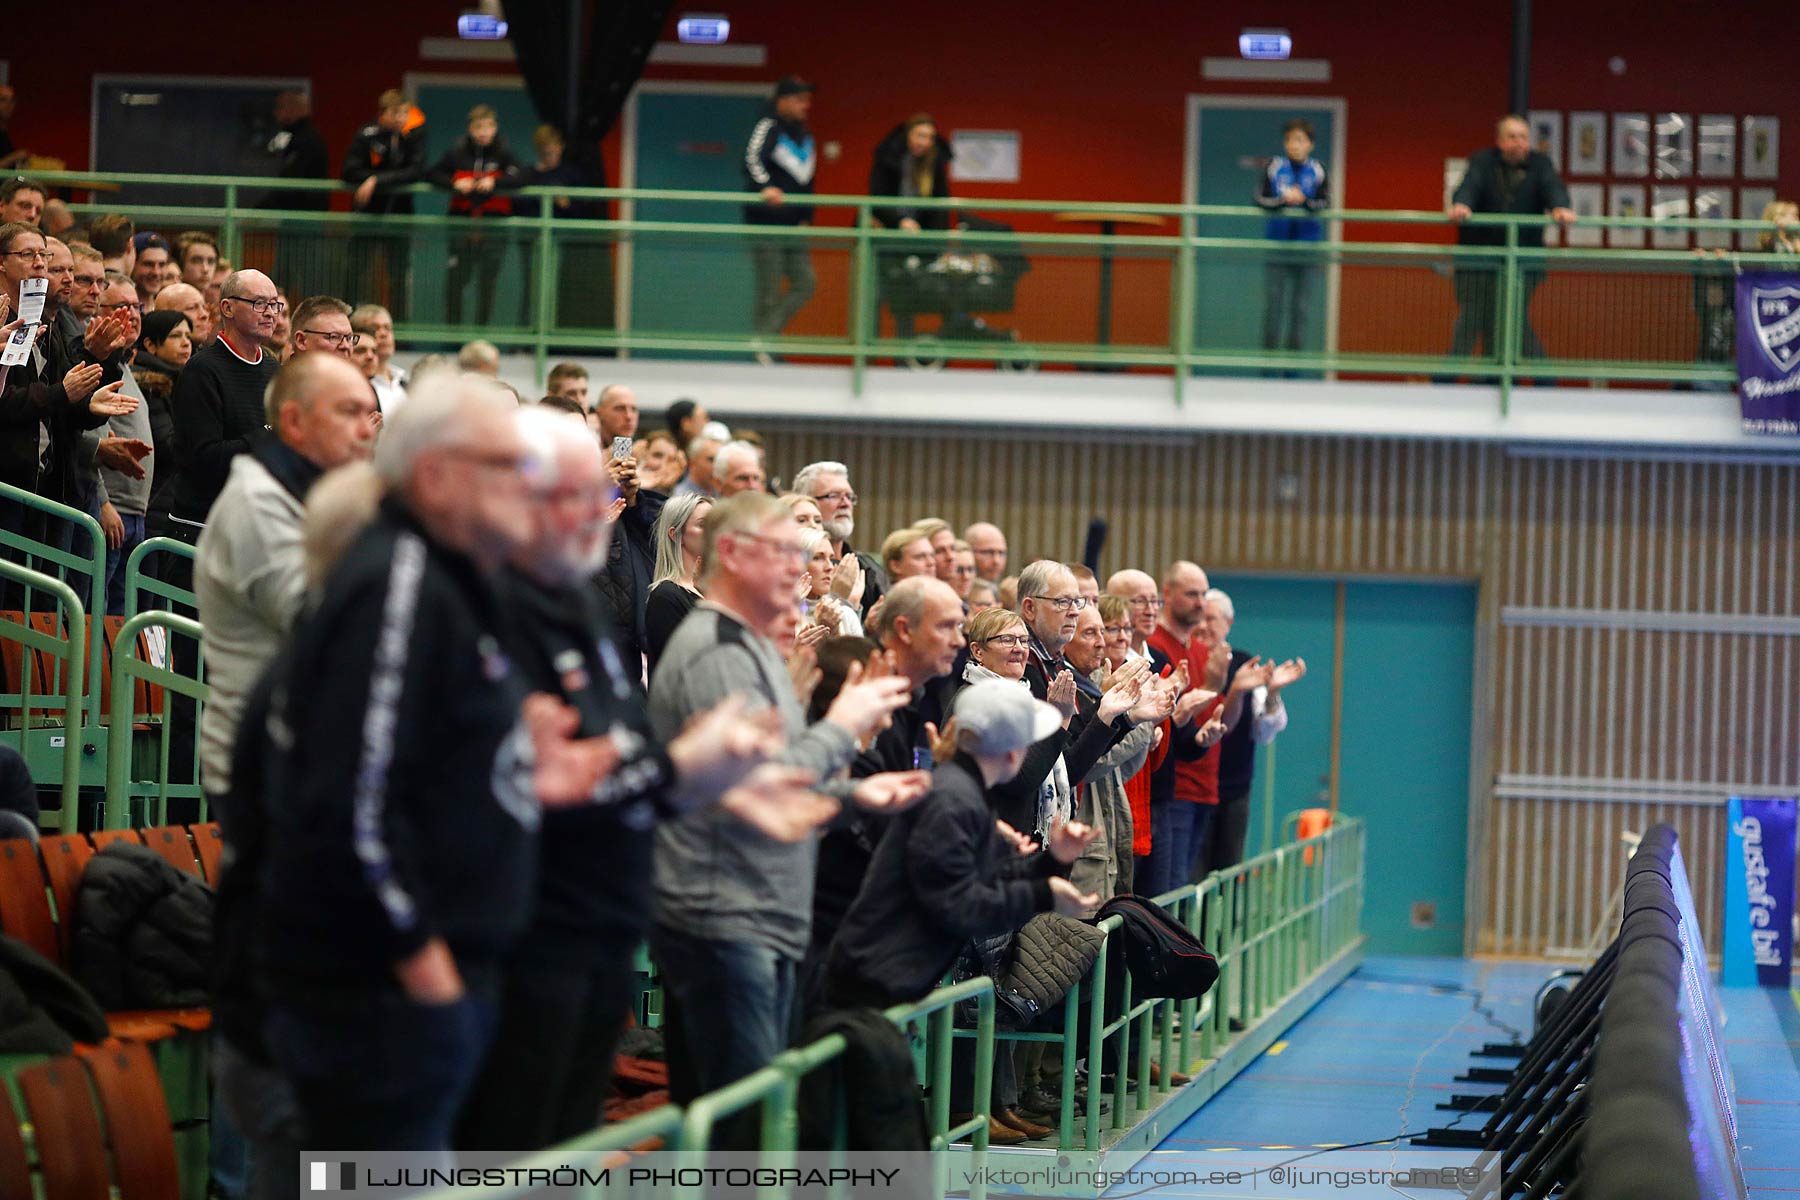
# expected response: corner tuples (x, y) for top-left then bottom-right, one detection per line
(953, 680), (1061, 755)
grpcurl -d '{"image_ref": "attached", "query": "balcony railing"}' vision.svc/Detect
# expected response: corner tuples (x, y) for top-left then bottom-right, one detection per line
(40, 170), (1787, 409)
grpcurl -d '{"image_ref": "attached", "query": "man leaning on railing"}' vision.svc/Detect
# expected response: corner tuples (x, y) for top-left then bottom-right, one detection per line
(1446, 114), (1576, 363)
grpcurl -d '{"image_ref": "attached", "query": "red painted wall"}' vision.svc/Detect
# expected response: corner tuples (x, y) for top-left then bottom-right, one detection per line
(13, 1), (1794, 358)
(18, 2), (1796, 206)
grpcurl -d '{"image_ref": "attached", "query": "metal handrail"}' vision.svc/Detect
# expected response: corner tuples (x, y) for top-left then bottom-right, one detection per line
(105, 609), (206, 829)
(0, 560), (87, 830)
(0, 480), (108, 722)
(123, 537), (197, 620)
(29, 169), (1793, 229)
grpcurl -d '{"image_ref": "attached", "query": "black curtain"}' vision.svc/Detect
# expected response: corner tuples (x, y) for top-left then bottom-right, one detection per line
(503, 0), (676, 189)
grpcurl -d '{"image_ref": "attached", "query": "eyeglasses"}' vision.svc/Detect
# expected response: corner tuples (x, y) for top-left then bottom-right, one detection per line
(1103, 625), (1131, 636)
(222, 296), (283, 314)
(812, 489), (858, 506)
(1028, 595), (1087, 612)
(301, 329), (356, 347)
(1125, 597), (1164, 610)
(731, 530), (810, 563)
(3, 248), (48, 262)
(72, 274), (105, 288)
(951, 564), (976, 577)
(982, 634), (1030, 648)
(99, 300), (143, 315)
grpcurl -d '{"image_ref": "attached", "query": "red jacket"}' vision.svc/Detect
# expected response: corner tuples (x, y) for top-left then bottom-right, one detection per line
(1147, 626), (1224, 805)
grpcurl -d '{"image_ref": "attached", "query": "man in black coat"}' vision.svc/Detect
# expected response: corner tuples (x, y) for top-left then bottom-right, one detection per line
(263, 90), (332, 300)
(827, 679), (1097, 1009)
(342, 89), (427, 318)
(1447, 114), (1576, 360)
(456, 408), (832, 1152)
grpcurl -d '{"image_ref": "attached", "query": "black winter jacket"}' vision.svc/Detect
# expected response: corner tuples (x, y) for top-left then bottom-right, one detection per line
(261, 117), (330, 212)
(71, 844), (213, 1010)
(341, 122), (427, 214)
(868, 124), (954, 231)
(428, 136), (525, 217)
(500, 568), (679, 964)
(0, 316), (115, 506)
(1451, 147), (1571, 248)
(828, 755), (1057, 1006)
(597, 487), (666, 671)
(0, 934), (108, 1052)
(742, 110), (816, 225)
(256, 498), (539, 1006)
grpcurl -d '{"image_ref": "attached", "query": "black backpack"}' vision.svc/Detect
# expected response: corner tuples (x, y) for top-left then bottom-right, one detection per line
(1095, 895), (1220, 1000)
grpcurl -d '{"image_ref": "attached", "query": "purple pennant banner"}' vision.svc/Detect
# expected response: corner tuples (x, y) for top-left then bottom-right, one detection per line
(1737, 271), (1800, 434)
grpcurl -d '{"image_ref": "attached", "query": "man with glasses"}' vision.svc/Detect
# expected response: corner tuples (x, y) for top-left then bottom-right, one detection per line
(288, 295), (356, 360)
(962, 520), (1008, 584)
(169, 269), (282, 533)
(0, 222), (139, 572)
(792, 459), (888, 617)
(1104, 568), (1163, 661)
(88, 276), (156, 613)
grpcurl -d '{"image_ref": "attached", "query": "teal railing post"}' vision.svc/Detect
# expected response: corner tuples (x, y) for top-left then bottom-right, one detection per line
(533, 194), (556, 386)
(0, 562), (86, 832)
(106, 611), (206, 830)
(1258, 738), (1277, 858)
(221, 183), (241, 266)
(1172, 209), (1196, 407)
(1498, 219), (1521, 415)
(850, 203), (874, 397)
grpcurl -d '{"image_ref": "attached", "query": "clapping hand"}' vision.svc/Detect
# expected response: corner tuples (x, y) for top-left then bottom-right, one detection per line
(822, 661), (912, 740)
(720, 763), (838, 842)
(851, 769), (931, 814)
(1047, 820), (1098, 865)
(924, 717), (959, 766)
(62, 361), (104, 404)
(82, 310), (134, 359)
(1195, 715), (1229, 749)
(1097, 658), (1148, 723)
(995, 819), (1037, 856)
(829, 553), (865, 608)
(1046, 668), (1078, 720)
(1173, 687), (1217, 726)
(1227, 656), (1269, 698)
(669, 697), (784, 798)
(1049, 876), (1101, 917)
(87, 381), (141, 418)
(522, 694), (624, 807)
(1269, 657), (1307, 691)
(96, 437), (152, 480)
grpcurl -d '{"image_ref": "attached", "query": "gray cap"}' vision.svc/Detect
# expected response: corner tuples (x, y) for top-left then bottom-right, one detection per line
(953, 680), (1062, 755)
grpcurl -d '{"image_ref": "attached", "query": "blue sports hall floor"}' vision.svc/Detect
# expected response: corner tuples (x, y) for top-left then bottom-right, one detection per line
(1146, 955), (1800, 1196)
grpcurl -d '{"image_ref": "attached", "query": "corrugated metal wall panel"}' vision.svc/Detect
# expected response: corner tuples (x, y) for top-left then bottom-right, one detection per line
(748, 419), (1796, 956)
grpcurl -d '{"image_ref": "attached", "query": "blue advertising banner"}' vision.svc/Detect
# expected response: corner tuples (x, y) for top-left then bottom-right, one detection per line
(1722, 796), (1796, 986)
(1736, 272), (1800, 435)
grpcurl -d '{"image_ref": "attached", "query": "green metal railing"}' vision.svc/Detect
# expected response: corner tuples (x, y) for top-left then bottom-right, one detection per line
(37, 170), (1784, 409)
(105, 610), (207, 828)
(0, 560), (88, 831)
(0, 481), (107, 727)
(123, 538), (197, 620)
(988, 815), (1365, 1151)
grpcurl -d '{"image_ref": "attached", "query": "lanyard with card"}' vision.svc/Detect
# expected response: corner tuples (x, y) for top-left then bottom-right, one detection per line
(1, 277), (49, 367)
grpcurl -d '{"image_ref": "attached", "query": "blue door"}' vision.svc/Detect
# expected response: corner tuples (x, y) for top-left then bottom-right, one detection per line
(1206, 576), (1339, 857)
(627, 87), (770, 347)
(1339, 581), (1476, 955)
(1191, 103), (1338, 366)
(1207, 575), (1475, 955)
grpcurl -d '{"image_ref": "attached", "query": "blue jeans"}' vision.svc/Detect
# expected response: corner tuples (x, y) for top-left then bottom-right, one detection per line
(264, 990), (495, 1157)
(212, 1034), (304, 1200)
(104, 512), (145, 616)
(1137, 800), (1212, 898)
(652, 926), (797, 1110)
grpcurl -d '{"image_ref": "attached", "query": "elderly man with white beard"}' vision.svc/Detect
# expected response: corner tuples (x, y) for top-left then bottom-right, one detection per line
(791, 458), (888, 618)
(457, 407), (837, 1152)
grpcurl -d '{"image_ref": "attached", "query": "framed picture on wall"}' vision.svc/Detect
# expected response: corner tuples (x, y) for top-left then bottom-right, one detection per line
(1693, 187), (1732, 250)
(1528, 110), (1562, 169)
(1743, 116), (1780, 179)
(1654, 113), (1693, 178)
(1567, 183), (1605, 247)
(1609, 184), (1646, 246)
(1740, 186), (1776, 249)
(1698, 114), (1736, 178)
(1612, 113), (1650, 176)
(1569, 112), (1606, 175)
(1651, 186), (1690, 248)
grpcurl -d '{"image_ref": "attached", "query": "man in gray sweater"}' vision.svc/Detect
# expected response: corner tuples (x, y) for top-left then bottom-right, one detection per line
(648, 490), (927, 1114)
(194, 352), (377, 803)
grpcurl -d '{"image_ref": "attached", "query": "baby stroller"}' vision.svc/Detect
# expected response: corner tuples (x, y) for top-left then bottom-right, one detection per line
(880, 213), (1036, 372)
